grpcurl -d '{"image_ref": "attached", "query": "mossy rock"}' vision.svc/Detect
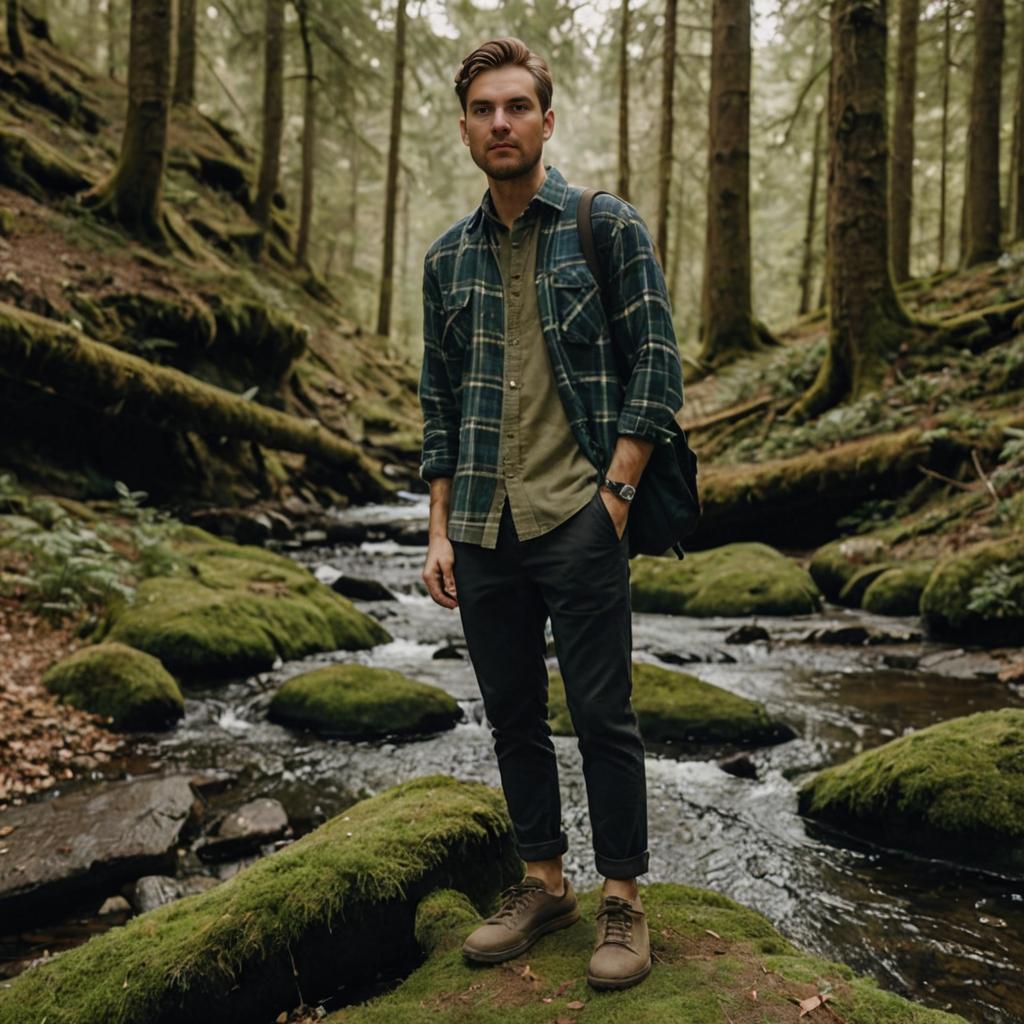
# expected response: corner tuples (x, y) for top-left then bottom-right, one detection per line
(809, 536), (890, 602)
(42, 641), (184, 731)
(631, 543), (821, 617)
(0, 776), (520, 1024)
(269, 664), (462, 740)
(862, 562), (935, 616)
(327, 883), (963, 1024)
(920, 536), (1024, 644)
(799, 708), (1024, 871)
(837, 563), (897, 608)
(548, 663), (794, 748)
(102, 527), (390, 681)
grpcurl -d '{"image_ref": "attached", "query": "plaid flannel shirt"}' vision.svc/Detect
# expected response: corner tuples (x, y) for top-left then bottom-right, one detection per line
(419, 166), (684, 542)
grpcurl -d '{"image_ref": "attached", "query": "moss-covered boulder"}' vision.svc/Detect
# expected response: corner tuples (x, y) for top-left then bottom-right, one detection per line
(920, 537), (1024, 644)
(42, 642), (184, 731)
(799, 709), (1024, 871)
(548, 663), (794, 748)
(862, 562), (935, 616)
(328, 883), (963, 1024)
(0, 776), (520, 1024)
(631, 543), (821, 617)
(102, 527), (390, 681)
(809, 536), (890, 602)
(837, 563), (897, 607)
(268, 664), (462, 739)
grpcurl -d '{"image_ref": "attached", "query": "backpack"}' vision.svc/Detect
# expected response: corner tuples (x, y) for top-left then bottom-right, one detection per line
(576, 188), (701, 560)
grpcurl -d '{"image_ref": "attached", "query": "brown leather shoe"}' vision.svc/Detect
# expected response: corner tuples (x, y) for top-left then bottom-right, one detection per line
(462, 876), (580, 963)
(587, 893), (651, 990)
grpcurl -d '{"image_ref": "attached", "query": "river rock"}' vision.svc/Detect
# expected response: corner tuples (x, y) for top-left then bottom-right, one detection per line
(547, 662), (795, 748)
(837, 563), (898, 607)
(341, 885), (964, 1024)
(130, 873), (221, 912)
(724, 624), (771, 644)
(799, 708), (1024, 872)
(0, 776), (519, 1024)
(631, 542), (821, 617)
(809, 536), (891, 602)
(42, 641), (184, 731)
(862, 562), (935, 616)
(0, 775), (199, 927)
(920, 536), (1024, 645)
(186, 508), (274, 545)
(268, 664), (463, 739)
(196, 798), (290, 862)
(101, 526), (391, 681)
(331, 575), (396, 601)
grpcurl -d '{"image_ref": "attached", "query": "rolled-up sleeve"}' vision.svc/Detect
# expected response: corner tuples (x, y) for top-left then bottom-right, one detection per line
(419, 256), (460, 481)
(606, 206), (684, 445)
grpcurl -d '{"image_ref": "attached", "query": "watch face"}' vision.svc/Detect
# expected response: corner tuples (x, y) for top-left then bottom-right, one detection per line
(621, 484), (637, 501)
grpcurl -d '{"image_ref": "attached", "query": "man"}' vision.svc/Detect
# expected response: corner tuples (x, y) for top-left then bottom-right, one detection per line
(418, 37), (683, 991)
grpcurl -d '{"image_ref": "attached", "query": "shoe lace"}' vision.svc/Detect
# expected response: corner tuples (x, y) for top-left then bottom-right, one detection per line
(491, 880), (543, 921)
(596, 897), (635, 946)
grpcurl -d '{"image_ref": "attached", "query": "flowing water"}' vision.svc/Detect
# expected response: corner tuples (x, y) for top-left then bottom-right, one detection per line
(8, 497), (1024, 1022)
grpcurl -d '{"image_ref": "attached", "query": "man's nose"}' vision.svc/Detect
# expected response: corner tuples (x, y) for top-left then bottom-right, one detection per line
(491, 107), (511, 133)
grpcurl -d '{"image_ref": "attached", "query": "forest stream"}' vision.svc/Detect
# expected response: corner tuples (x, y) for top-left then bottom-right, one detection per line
(7, 496), (1024, 1024)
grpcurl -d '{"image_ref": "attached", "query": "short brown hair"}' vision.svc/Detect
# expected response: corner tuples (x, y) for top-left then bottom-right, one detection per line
(454, 38), (553, 114)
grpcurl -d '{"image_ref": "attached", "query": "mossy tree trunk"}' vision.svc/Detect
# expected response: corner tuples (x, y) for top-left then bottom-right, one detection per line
(375, 0), (406, 337)
(963, 0), (1005, 266)
(791, 0), (916, 419)
(656, 0), (677, 264)
(617, 0), (631, 202)
(6, 0), (24, 59)
(938, 0), (951, 269)
(699, 0), (766, 367)
(82, 0), (172, 244)
(173, 0), (197, 106)
(253, 0), (285, 241)
(1011, 8), (1024, 240)
(890, 0), (919, 283)
(294, 0), (316, 269)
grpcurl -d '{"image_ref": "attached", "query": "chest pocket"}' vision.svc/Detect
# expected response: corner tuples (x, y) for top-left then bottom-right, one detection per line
(551, 265), (607, 346)
(440, 286), (473, 361)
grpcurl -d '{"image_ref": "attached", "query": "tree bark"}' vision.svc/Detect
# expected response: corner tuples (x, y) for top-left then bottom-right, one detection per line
(82, 0), (172, 243)
(173, 0), (197, 105)
(699, 0), (761, 367)
(345, 141), (359, 276)
(890, 0), (919, 282)
(6, 0), (24, 59)
(799, 104), (825, 315)
(938, 0), (951, 269)
(1011, 3), (1024, 240)
(376, 0), (407, 337)
(618, 0), (631, 202)
(294, 0), (315, 268)
(963, 0), (1005, 266)
(253, 0), (285, 237)
(106, 0), (117, 77)
(86, 0), (99, 65)
(792, 0), (915, 418)
(656, 0), (677, 263)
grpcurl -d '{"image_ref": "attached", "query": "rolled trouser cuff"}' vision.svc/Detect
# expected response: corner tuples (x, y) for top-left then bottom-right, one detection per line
(517, 830), (569, 863)
(595, 848), (649, 880)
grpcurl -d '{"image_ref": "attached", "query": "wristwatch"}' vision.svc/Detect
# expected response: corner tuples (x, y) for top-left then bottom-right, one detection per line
(602, 478), (637, 502)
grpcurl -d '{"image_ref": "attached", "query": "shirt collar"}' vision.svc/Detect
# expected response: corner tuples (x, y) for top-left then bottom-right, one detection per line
(470, 165), (569, 233)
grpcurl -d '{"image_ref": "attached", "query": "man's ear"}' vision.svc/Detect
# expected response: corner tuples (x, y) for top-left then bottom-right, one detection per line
(542, 107), (555, 142)
(459, 116), (469, 146)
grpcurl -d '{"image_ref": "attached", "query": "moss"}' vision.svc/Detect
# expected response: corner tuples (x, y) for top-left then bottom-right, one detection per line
(809, 536), (891, 602)
(837, 563), (898, 607)
(0, 776), (521, 1024)
(103, 529), (390, 680)
(413, 889), (481, 956)
(329, 882), (963, 1024)
(269, 664), (462, 740)
(42, 641), (184, 731)
(862, 563), (935, 616)
(548, 663), (793, 748)
(799, 709), (1024, 870)
(920, 536), (1024, 644)
(631, 543), (821, 617)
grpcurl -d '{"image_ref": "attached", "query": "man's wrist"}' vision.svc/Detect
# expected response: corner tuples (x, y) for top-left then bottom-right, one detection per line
(602, 478), (637, 503)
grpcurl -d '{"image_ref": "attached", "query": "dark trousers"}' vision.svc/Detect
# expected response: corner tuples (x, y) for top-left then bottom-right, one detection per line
(452, 489), (649, 879)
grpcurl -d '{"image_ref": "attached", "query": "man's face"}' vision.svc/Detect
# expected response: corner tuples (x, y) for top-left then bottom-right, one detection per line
(460, 65), (554, 182)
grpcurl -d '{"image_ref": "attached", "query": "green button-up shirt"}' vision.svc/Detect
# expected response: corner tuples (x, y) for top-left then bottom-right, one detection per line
(420, 166), (684, 546)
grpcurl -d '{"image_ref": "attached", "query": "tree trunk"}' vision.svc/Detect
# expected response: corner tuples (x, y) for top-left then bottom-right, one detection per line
(963, 0), (1005, 266)
(699, 0), (760, 367)
(618, 0), (631, 202)
(890, 0), (919, 282)
(345, 141), (359, 276)
(1011, 4), (1024, 240)
(792, 0), (914, 418)
(106, 0), (117, 77)
(656, 0), (677, 263)
(938, 0), (951, 269)
(82, 0), (172, 243)
(253, 0), (285, 236)
(86, 0), (99, 65)
(173, 0), (197, 105)
(799, 104), (824, 315)
(376, 0), (407, 337)
(295, 0), (315, 268)
(6, 0), (24, 59)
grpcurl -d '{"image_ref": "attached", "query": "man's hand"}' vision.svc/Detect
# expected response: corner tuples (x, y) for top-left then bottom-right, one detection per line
(599, 487), (630, 541)
(423, 536), (458, 608)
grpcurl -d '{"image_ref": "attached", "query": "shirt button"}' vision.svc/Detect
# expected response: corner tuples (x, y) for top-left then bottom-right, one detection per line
(505, 469), (516, 478)
(509, 380), (518, 389)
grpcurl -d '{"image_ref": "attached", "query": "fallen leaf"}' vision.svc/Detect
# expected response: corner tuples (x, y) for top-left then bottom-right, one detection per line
(520, 964), (539, 983)
(542, 997), (553, 1003)
(705, 929), (721, 939)
(798, 992), (831, 1017)
(0, 826), (14, 837)
(566, 1000), (585, 1009)
(750, 988), (757, 1000)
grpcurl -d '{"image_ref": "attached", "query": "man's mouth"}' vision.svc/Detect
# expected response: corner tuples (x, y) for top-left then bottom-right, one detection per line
(490, 143), (516, 151)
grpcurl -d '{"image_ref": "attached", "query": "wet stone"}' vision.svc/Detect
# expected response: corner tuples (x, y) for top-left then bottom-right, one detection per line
(725, 624), (771, 644)
(330, 575), (396, 602)
(196, 798), (290, 863)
